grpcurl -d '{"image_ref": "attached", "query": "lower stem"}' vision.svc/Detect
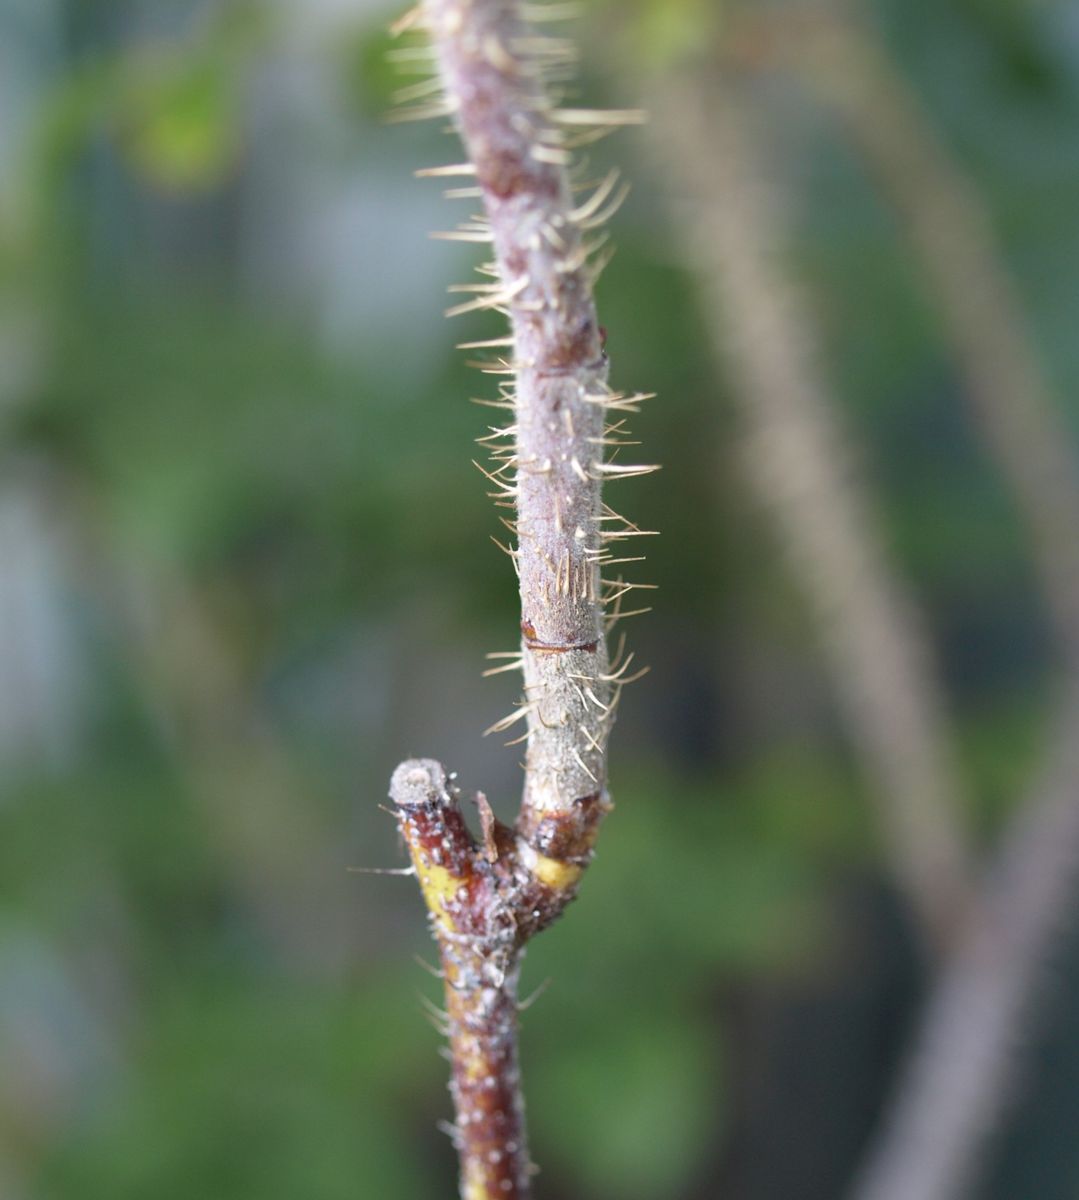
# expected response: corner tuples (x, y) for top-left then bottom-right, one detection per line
(444, 953), (531, 1200)
(390, 759), (535, 1199)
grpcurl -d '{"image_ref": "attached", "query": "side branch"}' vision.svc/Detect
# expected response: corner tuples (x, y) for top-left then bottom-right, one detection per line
(390, 760), (530, 1200)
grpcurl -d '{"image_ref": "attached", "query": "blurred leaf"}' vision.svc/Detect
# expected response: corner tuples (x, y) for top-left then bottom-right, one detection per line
(527, 1005), (722, 1200)
(23, 2), (270, 221)
(118, 56), (239, 193)
(40, 979), (441, 1200)
(591, 0), (722, 70)
(340, 20), (403, 118)
(957, 691), (1052, 836)
(514, 764), (830, 1195)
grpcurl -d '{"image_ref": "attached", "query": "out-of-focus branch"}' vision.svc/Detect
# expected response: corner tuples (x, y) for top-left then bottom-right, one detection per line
(738, 18), (1079, 1198)
(792, 17), (1079, 669)
(111, 554), (357, 969)
(848, 690), (1079, 1200)
(652, 70), (972, 953)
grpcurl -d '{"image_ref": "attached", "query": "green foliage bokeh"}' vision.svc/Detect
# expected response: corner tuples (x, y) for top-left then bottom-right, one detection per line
(3, 0), (1079, 1198)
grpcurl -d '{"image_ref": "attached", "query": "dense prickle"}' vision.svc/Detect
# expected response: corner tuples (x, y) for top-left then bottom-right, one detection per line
(515, 371), (609, 650)
(426, 0), (613, 661)
(519, 645), (609, 813)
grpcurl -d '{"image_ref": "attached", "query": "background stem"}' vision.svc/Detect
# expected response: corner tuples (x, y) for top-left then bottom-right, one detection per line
(652, 68), (972, 953)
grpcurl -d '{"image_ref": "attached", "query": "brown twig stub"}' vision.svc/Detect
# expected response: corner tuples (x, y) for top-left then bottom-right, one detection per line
(390, 758), (609, 1200)
(386, 1), (649, 1195)
(391, 760), (529, 1199)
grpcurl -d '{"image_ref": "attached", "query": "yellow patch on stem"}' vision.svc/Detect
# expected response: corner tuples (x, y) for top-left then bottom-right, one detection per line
(531, 853), (583, 891)
(416, 861), (467, 930)
(462, 1167), (489, 1200)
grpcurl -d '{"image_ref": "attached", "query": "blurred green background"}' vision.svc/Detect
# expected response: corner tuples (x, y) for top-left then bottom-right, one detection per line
(3, 1), (1079, 1197)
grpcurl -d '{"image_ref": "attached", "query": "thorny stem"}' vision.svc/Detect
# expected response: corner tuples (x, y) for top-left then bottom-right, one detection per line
(387, 2), (650, 1196)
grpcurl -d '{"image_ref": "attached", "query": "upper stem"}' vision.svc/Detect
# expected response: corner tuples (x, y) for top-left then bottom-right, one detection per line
(425, 0), (619, 915)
